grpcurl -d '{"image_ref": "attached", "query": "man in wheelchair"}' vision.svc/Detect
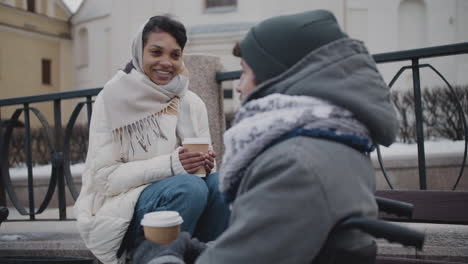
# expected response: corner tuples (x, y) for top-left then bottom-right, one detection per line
(131, 10), (423, 264)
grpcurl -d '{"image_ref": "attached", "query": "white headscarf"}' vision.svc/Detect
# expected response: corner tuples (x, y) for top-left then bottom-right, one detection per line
(102, 19), (189, 160)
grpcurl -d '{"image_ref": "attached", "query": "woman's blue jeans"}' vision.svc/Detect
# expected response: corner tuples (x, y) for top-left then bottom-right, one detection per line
(120, 172), (230, 254)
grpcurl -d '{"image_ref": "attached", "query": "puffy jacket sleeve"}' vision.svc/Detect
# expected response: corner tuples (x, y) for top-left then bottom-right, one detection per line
(185, 91), (217, 172)
(193, 95), (210, 139)
(195, 141), (334, 264)
(85, 94), (185, 197)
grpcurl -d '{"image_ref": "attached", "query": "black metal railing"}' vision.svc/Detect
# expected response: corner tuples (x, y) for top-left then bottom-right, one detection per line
(0, 88), (101, 221)
(0, 42), (467, 222)
(217, 42), (468, 191)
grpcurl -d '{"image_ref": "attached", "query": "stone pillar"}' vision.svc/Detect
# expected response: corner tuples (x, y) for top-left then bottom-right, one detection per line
(0, 122), (5, 207)
(184, 54), (226, 164)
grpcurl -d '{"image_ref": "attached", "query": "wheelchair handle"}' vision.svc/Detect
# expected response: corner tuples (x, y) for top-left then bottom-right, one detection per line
(340, 217), (424, 250)
(376, 197), (414, 218)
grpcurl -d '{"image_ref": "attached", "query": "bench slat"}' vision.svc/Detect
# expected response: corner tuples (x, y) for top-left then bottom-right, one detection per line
(377, 256), (461, 264)
(376, 190), (468, 225)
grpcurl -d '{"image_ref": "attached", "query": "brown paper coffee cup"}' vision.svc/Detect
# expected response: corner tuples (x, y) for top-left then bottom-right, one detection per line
(143, 225), (181, 245)
(182, 138), (210, 176)
(141, 211), (183, 245)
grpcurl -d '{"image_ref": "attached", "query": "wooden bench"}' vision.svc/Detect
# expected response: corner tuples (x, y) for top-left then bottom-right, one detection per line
(375, 190), (468, 263)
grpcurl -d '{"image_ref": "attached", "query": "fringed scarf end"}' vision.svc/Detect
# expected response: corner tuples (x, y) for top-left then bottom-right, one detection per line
(112, 97), (180, 157)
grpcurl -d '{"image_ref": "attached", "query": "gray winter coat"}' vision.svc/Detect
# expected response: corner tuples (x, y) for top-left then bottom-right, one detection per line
(195, 38), (398, 263)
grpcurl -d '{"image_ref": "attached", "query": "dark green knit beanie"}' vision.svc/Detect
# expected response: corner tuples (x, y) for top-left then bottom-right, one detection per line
(240, 10), (347, 83)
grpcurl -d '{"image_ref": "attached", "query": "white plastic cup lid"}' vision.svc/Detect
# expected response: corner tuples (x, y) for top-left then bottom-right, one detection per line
(141, 211), (184, 227)
(182, 137), (211, 145)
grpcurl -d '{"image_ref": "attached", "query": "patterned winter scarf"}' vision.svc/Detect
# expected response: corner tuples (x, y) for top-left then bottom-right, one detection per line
(219, 94), (375, 203)
(102, 22), (188, 160)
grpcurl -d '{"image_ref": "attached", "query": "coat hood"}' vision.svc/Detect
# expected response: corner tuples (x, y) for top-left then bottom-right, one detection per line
(244, 38), (398, 146)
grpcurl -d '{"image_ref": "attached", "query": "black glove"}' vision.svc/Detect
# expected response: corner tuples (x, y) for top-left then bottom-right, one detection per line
(184, 236), (207, 264)
(133, 232), (208, 264)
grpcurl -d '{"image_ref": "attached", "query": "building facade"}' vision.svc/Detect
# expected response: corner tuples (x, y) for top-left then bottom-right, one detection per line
(71, 0), (468, 113)
(0, 0), (73, 124)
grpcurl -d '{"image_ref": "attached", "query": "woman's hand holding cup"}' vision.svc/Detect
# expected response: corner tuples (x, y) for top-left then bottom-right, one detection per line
(204, 150), (216, 175)
(179, 138), (213, 176)
(179, 148), (206, 174)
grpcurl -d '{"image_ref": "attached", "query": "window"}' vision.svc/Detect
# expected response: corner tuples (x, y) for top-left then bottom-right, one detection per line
(78, 28), (89, 67)
(27, 0), (35, 12)
(42, 59), (51, 85)
(206, 0), (237, 9)
(398, 0), (427, 50)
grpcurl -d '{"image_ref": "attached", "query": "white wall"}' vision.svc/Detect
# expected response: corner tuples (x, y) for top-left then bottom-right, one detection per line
(106, 0), (348, 74)
(455, 0), (468, 86)
(343, 0), (466, 89)
(172, 0), (341, 26)
(73, 16), (111, 90)
(72, 0), (468, 98)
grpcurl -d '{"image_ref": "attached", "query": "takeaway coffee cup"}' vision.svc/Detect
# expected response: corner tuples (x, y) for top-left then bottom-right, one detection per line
(182, 137), (211, 176)
(141, 211), (184, 245)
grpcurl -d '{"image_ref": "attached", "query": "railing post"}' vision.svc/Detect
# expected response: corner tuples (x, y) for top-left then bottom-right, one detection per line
(86, 96), (93, 130)
(24, 104), (36, 220)
(0, 174), (4, 208)
(411, 59), (427, 190)
(54, 99), (66, 219)
(0, 108), (6, 207)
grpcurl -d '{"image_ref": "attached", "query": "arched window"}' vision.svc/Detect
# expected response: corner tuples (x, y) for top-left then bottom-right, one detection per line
(398, 0), (427, 50)
(78, 27), (89, 68)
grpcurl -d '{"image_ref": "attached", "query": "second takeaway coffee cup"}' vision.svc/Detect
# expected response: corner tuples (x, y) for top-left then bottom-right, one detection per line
(182, 137), (210, 176)
(141, 211), (183, 245)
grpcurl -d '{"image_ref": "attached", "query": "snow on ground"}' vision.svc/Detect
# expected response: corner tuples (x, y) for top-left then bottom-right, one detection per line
(371, 139), (466, 158)
(6, 140), (466, 180)
(8, 163), (85, 180)
(0, 234), (23, 241)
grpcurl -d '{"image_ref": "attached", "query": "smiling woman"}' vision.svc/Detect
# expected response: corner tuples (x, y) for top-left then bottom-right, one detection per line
(73, 15), (230, 264)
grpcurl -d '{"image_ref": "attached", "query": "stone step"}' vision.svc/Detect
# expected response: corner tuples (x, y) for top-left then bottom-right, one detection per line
(0, 232), (97, 263)
(377, 222), (468, 263)
(0, 206), (98, 262)
(2, 212), (467, 263)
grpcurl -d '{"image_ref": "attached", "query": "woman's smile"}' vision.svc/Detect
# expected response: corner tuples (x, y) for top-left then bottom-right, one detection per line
(152, 69), (174, 81)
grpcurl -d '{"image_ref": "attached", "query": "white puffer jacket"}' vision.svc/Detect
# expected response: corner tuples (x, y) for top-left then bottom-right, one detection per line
(74, 90), (213, 264)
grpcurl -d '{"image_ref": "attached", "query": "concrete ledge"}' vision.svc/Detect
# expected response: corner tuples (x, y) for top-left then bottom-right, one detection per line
(6, 164), (83, 208)
(7, 175), (81, 208)
(5, 149), (467, 210)
(372, 152), (468, 190)
(377, 222), (468, 263)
